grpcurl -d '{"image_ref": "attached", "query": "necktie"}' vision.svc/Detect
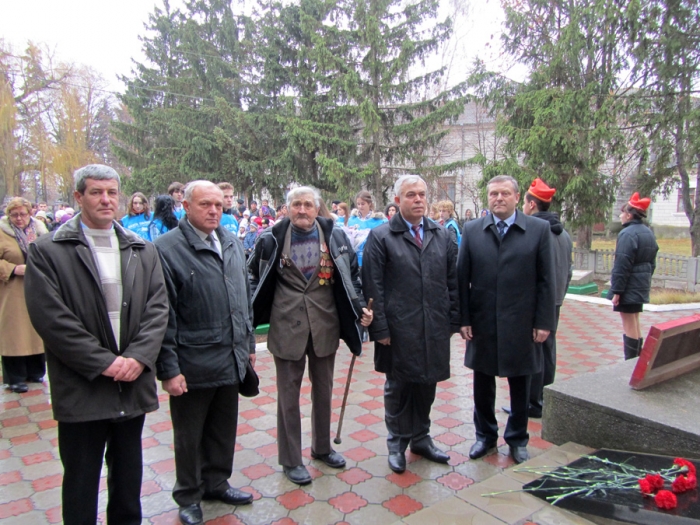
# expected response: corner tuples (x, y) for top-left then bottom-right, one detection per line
(497, 220), (507, 239)
(206, 234), (221, 256)
(412, 224), (422, 248)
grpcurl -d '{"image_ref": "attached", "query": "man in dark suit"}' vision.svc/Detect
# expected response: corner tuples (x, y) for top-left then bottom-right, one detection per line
(362, 174), (460, 474)
(458, 175), (555, 464)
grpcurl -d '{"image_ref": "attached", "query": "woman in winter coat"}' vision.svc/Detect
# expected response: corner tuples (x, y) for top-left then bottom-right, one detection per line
(120, 192), (152, 239)
(606, 193), (659, 360)
(0, 198), (48, 392)
(147, 195), (179, 242)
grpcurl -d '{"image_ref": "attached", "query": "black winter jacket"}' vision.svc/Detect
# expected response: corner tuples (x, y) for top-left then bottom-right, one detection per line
(607, 220), (658, 305)
(154, 219), (255, 388)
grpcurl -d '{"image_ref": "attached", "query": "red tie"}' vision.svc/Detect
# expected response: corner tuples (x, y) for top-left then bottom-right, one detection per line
(412, 224), (422, 248)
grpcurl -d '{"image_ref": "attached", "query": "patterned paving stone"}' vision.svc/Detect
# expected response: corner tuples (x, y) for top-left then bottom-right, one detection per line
(328, 491), (369, 513)
(0, 300), (694, 524)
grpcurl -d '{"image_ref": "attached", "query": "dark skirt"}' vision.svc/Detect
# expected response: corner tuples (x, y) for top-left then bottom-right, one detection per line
(613, 303), (643, 313)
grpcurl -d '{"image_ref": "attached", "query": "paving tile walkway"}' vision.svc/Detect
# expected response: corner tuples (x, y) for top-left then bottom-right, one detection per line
(0, 299), (695, 524)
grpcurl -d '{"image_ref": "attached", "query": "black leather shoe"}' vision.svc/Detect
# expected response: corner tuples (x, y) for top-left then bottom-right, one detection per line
(178, 504), (203, 525)
(283, 465), (312, 485)
(502, 406), (542, 418)
(410, 440), (449, 464)
(509, 445), (530, 464)
(27, 377), (44, 383)
(469, 440), (496, 460)
(388, 452), (406, 473)
(203, 486), (253, 506)
(6, 383), (28, 393)
(311, 450), (346, 468)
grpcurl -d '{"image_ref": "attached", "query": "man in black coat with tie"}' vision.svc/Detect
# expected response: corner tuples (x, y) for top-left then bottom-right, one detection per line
(458, 175), (555, 464)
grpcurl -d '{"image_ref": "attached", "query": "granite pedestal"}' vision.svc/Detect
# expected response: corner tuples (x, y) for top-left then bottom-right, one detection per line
(542, 359), (700, 459)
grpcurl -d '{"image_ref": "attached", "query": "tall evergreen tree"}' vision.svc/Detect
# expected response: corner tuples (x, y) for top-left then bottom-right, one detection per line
(468, 0), (642, 248)
(335, 0), (463, 202)
(631, 0), (700, 255)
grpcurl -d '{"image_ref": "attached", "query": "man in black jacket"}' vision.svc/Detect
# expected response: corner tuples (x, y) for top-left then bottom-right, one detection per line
(25, 164), (169, 525)
(362, 175), (460, 474)
(249, 186), (372, 485)
(155, 181), (255, 525)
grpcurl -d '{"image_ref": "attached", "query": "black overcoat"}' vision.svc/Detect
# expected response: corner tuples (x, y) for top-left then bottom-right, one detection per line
(458, 212), (556, 377)
(362, 213), (460, 384)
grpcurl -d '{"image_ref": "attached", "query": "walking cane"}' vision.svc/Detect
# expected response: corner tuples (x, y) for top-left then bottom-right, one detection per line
(334, 298), (373, 444)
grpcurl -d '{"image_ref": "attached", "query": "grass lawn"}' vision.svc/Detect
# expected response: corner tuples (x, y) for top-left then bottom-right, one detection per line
(588, 237), (692, 256)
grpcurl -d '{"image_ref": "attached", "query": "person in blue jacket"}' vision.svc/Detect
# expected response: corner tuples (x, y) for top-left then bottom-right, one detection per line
(438, 200), (461, 247)
(120, 192), (151, 240)
(346, 190), (386, 266)
(148, 195), (179, 242)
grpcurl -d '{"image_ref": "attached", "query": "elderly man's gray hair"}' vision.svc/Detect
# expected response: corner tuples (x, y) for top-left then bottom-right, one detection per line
(488, 175), (519, 194)
(286, 186), (321, 208)
(394, 174), (427, 197)
(183, 180), (223, 201)
(74, 165), (121, 194)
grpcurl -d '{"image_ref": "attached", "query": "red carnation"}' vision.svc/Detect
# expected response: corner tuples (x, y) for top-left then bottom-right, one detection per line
(674, 458), (697, 476)
(655, 490), (678, 510)
(638, 478), (653, 496)
(672, 474), (698, 493)
(645, 473), (665, 490)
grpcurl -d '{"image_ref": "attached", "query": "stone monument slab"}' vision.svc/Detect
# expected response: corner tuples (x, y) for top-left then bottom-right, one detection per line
(631, 314), (700, 390)
(523, 449), (700, 525)
(542, 360), (700, 458)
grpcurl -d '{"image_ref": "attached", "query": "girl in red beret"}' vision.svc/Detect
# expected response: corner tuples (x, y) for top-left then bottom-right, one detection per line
(606, 193), (659, 359)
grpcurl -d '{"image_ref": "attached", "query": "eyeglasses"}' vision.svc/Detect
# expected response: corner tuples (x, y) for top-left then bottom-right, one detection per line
(9, 212), (29, 219)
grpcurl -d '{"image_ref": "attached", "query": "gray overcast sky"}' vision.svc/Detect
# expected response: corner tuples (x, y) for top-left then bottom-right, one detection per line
(0, 0), (518, 94)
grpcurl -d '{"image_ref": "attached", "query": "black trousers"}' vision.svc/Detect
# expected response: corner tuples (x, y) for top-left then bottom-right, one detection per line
(530, 305), (561, 411)
(384, 378), (437, 453)
(170, 384), (239, 506)
(473, 370), (529, 447)
(58, 414), (145, 525)
(2, 354), (45, 384)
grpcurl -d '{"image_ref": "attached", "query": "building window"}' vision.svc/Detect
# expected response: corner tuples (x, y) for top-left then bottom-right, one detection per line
(677, 189), (696, 213)
(437, 178), (456, 202)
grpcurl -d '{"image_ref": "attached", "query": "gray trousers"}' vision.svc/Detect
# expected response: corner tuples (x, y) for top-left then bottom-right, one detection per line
(274, 336), (335, 466)
(384, 378), (436, 453)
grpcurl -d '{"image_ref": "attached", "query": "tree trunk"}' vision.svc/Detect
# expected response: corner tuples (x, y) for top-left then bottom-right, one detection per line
(576, 225), (592, 250)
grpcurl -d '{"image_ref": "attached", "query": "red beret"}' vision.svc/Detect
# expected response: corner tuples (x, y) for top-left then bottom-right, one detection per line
(628, 192), (651, 211)
(252, 217), (262, 226)
(527, 178), (556, 203)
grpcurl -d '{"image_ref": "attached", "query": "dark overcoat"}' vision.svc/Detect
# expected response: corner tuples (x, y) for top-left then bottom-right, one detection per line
(362, 213), (460, 384)
(606, 220), (658, 305)
(458, 212), (556, 377)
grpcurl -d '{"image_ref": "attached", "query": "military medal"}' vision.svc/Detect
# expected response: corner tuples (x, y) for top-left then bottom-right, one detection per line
(318, 243), (334, 285)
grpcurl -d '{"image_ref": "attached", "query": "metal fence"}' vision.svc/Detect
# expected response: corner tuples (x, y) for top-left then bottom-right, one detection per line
(573, 248), (700, 291)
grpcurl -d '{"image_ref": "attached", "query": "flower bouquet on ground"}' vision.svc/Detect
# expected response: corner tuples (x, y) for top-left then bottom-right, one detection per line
(485, 449), (699, 519)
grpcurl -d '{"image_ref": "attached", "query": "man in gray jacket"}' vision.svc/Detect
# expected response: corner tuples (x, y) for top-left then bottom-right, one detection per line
(25, 164), (169, 525)
(155, 181), (255, 525)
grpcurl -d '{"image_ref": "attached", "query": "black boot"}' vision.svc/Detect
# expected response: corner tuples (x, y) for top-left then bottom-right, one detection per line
(623, 335), (639, 360)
